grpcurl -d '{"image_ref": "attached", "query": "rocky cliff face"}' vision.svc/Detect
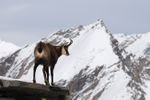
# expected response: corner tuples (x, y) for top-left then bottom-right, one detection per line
(0, 19), (150, 100)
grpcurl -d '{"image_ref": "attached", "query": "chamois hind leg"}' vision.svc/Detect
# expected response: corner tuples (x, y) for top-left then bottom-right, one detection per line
(43, 66), (49, 86)
(50, 66), (54, 86)
(33, 63), (39, 83)
(46, 66), (50, 85)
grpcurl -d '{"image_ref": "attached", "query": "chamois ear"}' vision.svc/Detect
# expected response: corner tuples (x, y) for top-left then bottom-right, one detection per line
(63, 42), (68, 46)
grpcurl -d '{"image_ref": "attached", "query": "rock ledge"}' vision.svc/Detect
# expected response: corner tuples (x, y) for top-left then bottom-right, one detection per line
(0, 79), (69, 100)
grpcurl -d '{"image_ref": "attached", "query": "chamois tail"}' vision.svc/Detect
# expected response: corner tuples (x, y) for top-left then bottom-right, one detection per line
(34, 42), (45, 58)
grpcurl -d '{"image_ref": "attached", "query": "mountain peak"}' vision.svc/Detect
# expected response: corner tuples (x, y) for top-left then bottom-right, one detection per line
(0, 40), (20, 58)
(88, 19), (109, 34)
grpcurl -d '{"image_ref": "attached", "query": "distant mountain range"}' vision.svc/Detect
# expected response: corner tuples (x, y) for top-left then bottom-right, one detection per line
(0, 19), (150, 100)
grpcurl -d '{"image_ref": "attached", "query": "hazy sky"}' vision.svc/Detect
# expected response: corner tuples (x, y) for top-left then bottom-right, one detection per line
(0, 0), (150, 46)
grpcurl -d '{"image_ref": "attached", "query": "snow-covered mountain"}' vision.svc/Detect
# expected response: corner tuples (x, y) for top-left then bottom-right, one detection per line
(0, 19), (150, 100)
(0, 40), (20, 58)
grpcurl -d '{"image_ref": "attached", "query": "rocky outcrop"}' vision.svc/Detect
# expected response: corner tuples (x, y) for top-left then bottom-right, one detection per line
(0, 79), (69, 100)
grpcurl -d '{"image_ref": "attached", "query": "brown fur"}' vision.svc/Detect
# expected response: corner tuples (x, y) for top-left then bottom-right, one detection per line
(33, 40), (73, 86)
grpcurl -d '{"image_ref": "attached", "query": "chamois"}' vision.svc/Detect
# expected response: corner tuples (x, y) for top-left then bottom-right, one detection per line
(33, 39), (73, 86)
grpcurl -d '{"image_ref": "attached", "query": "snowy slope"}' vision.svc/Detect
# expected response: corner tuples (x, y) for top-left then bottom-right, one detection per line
(1, 19), (150, 100)
(0, 40), (20, 58)
(21, 20), (118, 82)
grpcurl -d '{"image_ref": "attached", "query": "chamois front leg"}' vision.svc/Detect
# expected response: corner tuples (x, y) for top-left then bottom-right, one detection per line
(33, 63), (38, 83)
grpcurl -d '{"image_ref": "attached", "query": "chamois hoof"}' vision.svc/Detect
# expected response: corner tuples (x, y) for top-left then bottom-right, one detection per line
(33, 80), (36, 83)
(46, 83), (50, 86)
(51, 83), (55, 86)
(45, 81), (50, 86)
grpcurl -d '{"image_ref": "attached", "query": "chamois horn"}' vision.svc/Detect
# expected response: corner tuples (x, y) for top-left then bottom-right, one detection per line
(67, 39), (73, 46)
(64, 39), (73, 46)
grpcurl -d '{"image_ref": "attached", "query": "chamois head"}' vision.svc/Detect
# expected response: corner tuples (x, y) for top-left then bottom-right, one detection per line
(61, 39), (73, 56)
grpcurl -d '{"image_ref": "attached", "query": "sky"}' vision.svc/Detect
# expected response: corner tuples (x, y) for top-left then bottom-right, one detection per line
(0, 0), (150, 46)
